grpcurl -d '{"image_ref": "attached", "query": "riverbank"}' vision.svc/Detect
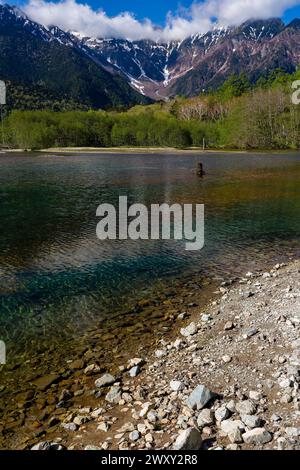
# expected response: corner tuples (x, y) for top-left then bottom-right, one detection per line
(3, 260), (300, 450)
(4, 146), (297, 155)
(20, 147), (248, 154)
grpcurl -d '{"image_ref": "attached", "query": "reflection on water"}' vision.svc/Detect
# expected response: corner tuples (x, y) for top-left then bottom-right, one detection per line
(1, 151), (300, 353)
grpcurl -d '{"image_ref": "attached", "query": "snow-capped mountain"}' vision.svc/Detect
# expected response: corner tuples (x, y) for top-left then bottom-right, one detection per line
(1, 3), (300, 104)
(80, 18), (292, 99)
(0, 4), (150, 109)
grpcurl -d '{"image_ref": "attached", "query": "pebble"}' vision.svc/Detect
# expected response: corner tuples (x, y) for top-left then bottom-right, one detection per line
(243, 328), (258, 339)
(221, 419), (245, 436)
(84, 364), (100, 375)
(129, 430), (140, 442)
(215, 405), (230, 422)
(129, 366), (141, 377)
(155, 350), (167, 358)
(62, 423), (77, 432)
(224, 321), (234, 331)
(147, 410), (158, 423)
(170, 380), (184, 392)
(31, 441), (65, 451)
(186, 385), (216, 410)
(105, 386), (122, 404)
(145, 433), (153, 443)
(173, 428), (202, 450)
(241, 415), (262, 429)
(222, 355), (232, 364)
(73, 415), (90, 426)
(97, 422), (110, 432)
(242, 428), (272, 445)
(127, 358), (144, 368)
(180, 322), (198, 337)
(235, 400), (257, 416)
(94, 373), (116, 388)
(197, 409), (214, 427)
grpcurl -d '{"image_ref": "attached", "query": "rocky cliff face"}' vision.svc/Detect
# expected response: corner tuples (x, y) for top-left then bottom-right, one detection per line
(79, 18), (300, 99)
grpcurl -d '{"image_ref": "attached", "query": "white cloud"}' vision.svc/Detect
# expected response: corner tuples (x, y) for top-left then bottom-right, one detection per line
(21, 0), (300, 41)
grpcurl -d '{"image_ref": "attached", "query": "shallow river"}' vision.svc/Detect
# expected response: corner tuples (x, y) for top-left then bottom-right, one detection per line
(1, 151), (300, 359)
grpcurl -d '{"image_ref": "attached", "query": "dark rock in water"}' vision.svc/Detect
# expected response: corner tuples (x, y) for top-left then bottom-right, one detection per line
(69, 359), (85, 370)
(32, 374), (60, 392)
(59, 389), (72, 402)
(48, 416), (60, 427)
(56, 400), (66, 409)
(16, 390), (35, 402)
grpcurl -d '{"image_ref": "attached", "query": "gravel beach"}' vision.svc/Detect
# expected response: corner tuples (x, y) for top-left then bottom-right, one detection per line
(22, 260), (300, 451)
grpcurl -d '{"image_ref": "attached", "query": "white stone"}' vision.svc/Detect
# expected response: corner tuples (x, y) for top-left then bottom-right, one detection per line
(129, 430), (140, 442)
(155, 349), (167, 358)
(242, 428), (272, 445)
(221, 419), (245, 435)
(180, 322), (198, 337)
(173, 428), (202, 450)
(235, 400), (256, 416)
(97, 422), (110, 432)
(197, 409), (214, 427)
(94, 373), (115, 388)
(170, 380), (184, 392)
(241, 415), (262, 429)
(186, 384), (215, 410)
(215, 405), (230, 422)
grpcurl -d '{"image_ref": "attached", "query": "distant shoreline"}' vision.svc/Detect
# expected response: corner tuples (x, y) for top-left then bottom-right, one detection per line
(3, 146), (299, 156)
(38, 147), (249, 154)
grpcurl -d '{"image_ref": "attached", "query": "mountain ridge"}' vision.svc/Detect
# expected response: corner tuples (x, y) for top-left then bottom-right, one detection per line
(1, 3), (300, 104)
(0, 4), (150, 110)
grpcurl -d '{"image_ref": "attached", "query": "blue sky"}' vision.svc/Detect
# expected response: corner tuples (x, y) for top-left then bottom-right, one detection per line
(83, 1), (300, 24)
(85, 1), (193, 24)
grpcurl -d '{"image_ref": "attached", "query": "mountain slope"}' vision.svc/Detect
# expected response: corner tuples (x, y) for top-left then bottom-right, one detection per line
(0, 4), (149, 110)
(1, 4), (300, 104)
(170, 19), (300, 96)
(79, 18), (300, 99)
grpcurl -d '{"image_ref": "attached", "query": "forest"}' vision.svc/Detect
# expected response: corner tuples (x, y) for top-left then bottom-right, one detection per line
(2, 69), (300, 150)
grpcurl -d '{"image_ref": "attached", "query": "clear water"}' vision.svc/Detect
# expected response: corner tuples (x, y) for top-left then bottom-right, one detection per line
(1, 151), (300, 355)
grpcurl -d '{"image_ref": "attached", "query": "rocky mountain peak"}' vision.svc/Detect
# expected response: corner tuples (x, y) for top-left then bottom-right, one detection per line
(1, 3), (300, 102)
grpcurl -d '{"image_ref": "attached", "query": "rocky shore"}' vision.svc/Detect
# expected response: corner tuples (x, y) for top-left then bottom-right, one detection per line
(23, 260), (300, 451)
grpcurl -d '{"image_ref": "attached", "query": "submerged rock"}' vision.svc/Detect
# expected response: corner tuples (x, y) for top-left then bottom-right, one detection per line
(32, 374), (60, 392)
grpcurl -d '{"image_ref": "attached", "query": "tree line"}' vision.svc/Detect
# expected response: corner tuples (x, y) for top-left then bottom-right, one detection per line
(2, 69), (300, 150)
